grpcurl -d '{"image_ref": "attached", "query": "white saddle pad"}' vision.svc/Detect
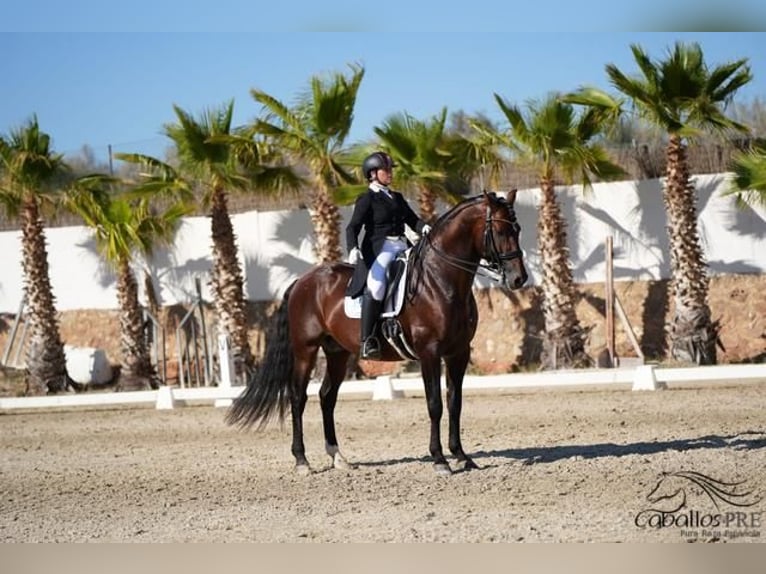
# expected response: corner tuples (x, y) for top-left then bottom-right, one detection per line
(344, 258), (408, 319)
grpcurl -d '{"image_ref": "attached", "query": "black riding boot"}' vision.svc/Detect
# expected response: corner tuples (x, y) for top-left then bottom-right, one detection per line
(360, 289), (382, 359)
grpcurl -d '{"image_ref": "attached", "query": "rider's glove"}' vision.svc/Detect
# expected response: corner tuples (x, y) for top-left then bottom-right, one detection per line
(348, 247), (362, 264)
(421, 224), (432, 236)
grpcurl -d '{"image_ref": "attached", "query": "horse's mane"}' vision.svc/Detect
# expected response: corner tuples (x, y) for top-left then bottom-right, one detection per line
(429, 191), (514, 233)
(431, 194), (486, 231)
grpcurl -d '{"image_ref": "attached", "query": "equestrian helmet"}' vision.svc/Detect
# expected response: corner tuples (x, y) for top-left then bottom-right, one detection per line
(362, 151), (395, 181)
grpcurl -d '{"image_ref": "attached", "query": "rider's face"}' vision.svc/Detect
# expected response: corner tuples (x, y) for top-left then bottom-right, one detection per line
(375, 167), (393, 185)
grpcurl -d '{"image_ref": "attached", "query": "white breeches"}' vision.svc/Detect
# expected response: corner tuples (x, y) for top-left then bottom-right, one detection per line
(367, 237), (407, 301)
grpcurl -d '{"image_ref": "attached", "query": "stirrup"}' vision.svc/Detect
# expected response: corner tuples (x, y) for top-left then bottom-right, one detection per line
(361, 336), (381, 359)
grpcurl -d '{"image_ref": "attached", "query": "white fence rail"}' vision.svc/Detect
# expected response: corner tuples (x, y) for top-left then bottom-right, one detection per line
(2, 364), (764, 412)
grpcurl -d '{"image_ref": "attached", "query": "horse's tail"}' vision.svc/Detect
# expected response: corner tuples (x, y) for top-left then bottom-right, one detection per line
(225, 281), (296, 430)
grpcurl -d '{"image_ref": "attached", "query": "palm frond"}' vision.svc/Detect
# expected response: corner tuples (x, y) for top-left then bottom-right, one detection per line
(607, 41), (752, 137)
(251, 89), (306, 135)
(114, 153), (179, 181)
(333, 184), (368, 206)
(724, 145), (766, 207)
(494, 93), (530, 143)
(0, 116), (69, 195)
(310, 64), (365, 145)
(328, 158), (358, 186)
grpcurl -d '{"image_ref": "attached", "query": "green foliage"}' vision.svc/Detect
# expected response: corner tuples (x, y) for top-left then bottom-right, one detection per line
(0, 116), (69, 217)
(250, 63), (364, 189)
(368, 107), (518, 207)
(373, 107), (473, 204)
(479, 92), (626, 189)
(66, 174), (191, 269)
(724, 143), (766, 207)
(332, 183), (368, 206)
(115, 102), (303, 210)
(602, 42), (752, 139)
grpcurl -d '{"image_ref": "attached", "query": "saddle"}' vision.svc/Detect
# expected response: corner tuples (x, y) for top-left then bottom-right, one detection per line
(344, 253), (408, 319)
(344, 252), (418, 360)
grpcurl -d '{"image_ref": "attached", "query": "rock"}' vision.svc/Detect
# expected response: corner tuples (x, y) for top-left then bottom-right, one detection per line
(64, 345), (114, 386)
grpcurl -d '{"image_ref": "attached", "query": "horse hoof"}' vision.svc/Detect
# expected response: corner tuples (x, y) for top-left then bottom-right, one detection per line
(433, 462), (453, 476)
(295, 463), (313, 476)
(333, 453), (357, 470)
(457, 458), (479, 471)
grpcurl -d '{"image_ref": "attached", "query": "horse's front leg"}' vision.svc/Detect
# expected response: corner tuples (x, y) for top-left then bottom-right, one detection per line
(420, 352), (451, 476)
(445, 348), (478, 471)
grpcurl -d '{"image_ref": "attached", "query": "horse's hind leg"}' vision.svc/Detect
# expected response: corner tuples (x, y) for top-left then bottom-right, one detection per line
(291, 345), (319, 475)
(445, 348), (478, 471)
(319, 347), (356, 470)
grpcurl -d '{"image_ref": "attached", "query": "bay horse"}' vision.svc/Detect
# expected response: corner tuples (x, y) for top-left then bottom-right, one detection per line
(226, 190), (528, 475)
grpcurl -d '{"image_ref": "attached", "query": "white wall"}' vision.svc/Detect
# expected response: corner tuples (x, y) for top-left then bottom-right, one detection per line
(0, 173), (764, 313)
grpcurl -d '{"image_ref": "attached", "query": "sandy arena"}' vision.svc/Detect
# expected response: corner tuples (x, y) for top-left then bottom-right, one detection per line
(1, 382), (765, 542)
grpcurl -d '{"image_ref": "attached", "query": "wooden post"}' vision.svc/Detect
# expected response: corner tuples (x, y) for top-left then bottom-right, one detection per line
(615, 294), (645, 362)
(605, 236), (616, 367)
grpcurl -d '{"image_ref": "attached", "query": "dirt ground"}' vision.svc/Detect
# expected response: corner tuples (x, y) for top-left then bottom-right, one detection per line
(1, 382), (765, 543)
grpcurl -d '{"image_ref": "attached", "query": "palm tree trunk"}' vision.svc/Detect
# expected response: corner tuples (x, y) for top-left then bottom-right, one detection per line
(20, 197), (68, 395)
(144, 269), (161, 320)
(308, 184), (342, 263)
(663, 135), (719, 365)
(418, 185), (437, 224)
(116, 259), (158, 390)
(537, 178), (589, 369)
(210, 186), (254, 374)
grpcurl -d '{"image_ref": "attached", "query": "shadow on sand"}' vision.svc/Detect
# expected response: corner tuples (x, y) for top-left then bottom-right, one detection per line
(473, 431), (766, 465)
(353, 431), (766, 470)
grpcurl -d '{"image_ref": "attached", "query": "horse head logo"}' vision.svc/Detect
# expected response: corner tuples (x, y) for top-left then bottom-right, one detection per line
(645, 471), (761, 513)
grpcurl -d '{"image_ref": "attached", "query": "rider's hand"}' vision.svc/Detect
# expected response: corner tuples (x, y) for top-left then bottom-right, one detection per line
(421, 224), (432, 236)
(348, 247), (362, 264)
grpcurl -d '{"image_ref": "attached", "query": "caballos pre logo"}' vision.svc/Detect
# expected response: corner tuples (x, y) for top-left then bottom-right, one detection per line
(635, 471), (762, 540)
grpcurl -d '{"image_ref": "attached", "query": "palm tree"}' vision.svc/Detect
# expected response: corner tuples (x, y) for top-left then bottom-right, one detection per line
(473, 94), (625, 369)
(0, 117), (70, 395)
(67, 178), (190, 390)
(250, 63), (364, 263)
(373, 108), (477, 222)
(117, 101), (301, 375)
(567, 42), (752, 365)
(725, 143), (766, 207)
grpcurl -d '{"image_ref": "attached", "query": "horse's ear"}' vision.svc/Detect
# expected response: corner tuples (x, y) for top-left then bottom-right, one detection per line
(506, 188), (518, 205)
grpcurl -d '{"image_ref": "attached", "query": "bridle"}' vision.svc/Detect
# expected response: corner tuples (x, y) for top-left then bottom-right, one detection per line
(484, 204), (523, 271)
(420, 203), (523, 285)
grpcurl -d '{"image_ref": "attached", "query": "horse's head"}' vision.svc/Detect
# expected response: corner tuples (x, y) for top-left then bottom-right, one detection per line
(480, 189), (528, 290)
(423, 191), (528, 290)
(646, 472), (686, 509)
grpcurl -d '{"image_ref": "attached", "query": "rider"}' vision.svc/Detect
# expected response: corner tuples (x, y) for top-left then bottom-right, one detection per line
(345, 151), (431, 360)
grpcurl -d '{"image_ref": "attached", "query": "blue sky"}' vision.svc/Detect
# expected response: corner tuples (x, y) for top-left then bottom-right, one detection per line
(2, 31), (765, 163)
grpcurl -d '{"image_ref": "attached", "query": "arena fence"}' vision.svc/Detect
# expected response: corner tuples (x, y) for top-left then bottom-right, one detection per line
(1, 363), (764, 412)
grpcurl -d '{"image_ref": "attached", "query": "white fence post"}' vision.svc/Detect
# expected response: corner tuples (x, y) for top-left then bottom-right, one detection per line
(632, 364), (666, 391)
(372, 375), (403, 401)
(215, 334), (235, 407)
(155, 385), (175, 410)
